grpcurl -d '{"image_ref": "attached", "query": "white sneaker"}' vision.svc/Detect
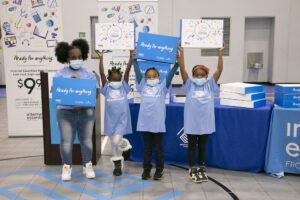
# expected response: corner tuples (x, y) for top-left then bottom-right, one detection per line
(83, 161), (96, 179)
(61, 164), (72, 181)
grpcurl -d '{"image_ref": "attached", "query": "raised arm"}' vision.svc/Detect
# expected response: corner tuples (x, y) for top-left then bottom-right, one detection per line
(166, 63), (179, 88)
(95, 50), (107, 87)
(177, 46), (189, 83)
(133, 58), (143, 84)
(124, 50), (135, 83)
(213, 48), (223, 82)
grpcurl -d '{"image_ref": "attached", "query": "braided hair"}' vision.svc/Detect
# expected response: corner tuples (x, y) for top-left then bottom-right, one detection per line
(107, 66), (123, 81)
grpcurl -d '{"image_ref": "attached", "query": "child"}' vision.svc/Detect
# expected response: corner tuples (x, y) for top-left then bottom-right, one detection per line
(96, 50), (134, 176)
(177, 46), (223, 183)
(133, 59), (179, 180)
(54, 39), (98, 181)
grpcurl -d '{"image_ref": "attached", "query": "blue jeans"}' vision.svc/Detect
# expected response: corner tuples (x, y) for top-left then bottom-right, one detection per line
(57, 108), (95, 165)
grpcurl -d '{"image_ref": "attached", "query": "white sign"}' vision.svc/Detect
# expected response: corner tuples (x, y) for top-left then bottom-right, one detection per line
(95, 23), (135, 50)
(0, 0), (63, 136)
(181, 19), (224, 48)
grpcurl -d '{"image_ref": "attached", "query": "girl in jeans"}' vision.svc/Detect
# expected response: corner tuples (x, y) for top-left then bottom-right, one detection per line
(54, 39), (98, 181)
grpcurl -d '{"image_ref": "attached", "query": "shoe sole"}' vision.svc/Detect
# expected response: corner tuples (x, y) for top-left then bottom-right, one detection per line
(142, 176), (151, 180)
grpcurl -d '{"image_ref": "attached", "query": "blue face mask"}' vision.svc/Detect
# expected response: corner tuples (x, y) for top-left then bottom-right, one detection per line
(70, 59), (83, 70)
(110, 81), (122, 89)
(193, 78), (207, 86)
(147, 79), (159, 87)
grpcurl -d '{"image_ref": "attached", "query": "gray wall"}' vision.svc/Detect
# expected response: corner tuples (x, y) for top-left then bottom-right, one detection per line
(1, 0), (299, 85)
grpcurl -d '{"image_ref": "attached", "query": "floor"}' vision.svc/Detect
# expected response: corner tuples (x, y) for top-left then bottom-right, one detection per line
(0, 88), (300, 200)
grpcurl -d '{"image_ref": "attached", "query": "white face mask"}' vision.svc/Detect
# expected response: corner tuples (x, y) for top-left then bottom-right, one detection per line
(70, 59), (83, 70)
(110, 81), (122, 89)
(147, 79), (159, 87)
(193, 78), (207, 86)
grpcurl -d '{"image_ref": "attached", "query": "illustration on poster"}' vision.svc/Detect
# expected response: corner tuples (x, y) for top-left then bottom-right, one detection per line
(112, 5), (121, 12)
(33, 26), (48, 39)
(2, 22), (15, 35)
(47, 0), (58, 8)
(13, 0), (22, 6)
(129, 4), (142, 14)
(46, 19), (54, 27)
(32, 12), (42, 23)
(31, 0), (44, 8)
(22, 39), (30, 46)
(144, 5), (155, 15)
(46, 39), (57, 47)
(4, 36), (17, 48)
(14, 18), (22, 29)
(20, 8), (28, 18)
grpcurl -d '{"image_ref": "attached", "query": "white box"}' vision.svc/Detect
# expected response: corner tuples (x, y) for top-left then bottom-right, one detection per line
(220, 82), (264, 94)
(220, 91), (265, 101)
(220, 98), (266, 108)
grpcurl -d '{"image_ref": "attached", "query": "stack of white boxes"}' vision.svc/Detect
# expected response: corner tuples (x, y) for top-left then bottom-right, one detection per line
(275, 84), (300, 108)
(220, 82), (266, 108)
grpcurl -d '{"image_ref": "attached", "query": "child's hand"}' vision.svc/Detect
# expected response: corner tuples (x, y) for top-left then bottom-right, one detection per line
(130, 49), (136, 59)
(177, 45), (184, 64)
(70, 74), (81, 78)
(95, 50), (104, 60)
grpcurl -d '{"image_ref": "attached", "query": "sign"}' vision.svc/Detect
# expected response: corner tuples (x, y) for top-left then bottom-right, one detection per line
(181, 19), (224, 48)
(265, 107), (300, 177)
(135, 32), (179, 64)
(0, 0), (63, 136)
(95, 23), (135, 50)
(52, 78), (97, 107)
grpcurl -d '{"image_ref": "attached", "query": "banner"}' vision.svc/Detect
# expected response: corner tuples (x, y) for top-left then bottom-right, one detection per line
(181, 19), (224, 48)
(95, 23), (135, 50)
(265, 107), (300, 177)
(0, 0), (63, 136)
(52, 78), (97, 107)
(135, 32), (179, 64)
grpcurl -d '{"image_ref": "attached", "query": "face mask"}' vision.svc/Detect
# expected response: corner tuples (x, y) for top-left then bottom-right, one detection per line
(193, 78), (207, 86)
(147, 79), (159, 87)
(110, 81), (122, 89)
(70, 59), (83, 70)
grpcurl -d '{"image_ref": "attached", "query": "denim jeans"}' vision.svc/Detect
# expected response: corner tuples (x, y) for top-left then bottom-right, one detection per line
(57, 108), (95, 165)
(143, 132), (164, 169)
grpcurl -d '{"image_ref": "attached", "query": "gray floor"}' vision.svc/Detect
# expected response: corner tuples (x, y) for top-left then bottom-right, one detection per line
(0, 97), (300, 200)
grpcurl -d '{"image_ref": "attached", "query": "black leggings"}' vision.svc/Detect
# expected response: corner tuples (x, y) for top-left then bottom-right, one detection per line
(187, 134), (209, 167)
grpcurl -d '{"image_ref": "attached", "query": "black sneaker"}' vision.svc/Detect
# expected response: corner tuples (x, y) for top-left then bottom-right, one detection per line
(198, 167), (208, 182)
(122, 149), (131, 161)
(189, 168), (202, 183)
(141, 168), (152, 180)
(113, 160), (122, 176)
(153, 168), (164, 180)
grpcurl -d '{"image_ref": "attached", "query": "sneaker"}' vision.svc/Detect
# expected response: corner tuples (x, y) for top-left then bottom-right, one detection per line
(83, 161), (96, 179)
(113, 160), (122, 176)
(141, 168), (152, 180)
(198, 167), (208, 182)
(189, 168), (201, 183)
(153, 168), (164, 180)
(61, 164), (72, 181)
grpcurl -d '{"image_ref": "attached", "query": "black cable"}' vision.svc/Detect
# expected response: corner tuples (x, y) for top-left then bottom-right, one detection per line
(169, 164), (239, 200)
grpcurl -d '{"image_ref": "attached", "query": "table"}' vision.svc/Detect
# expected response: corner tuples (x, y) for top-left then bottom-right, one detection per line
(265, 106), (300, 178)
(125, 99), (273, 172)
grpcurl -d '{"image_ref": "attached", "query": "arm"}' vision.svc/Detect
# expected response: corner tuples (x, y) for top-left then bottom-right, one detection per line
(95, 50), (107, 87)
(213, 48), (223, 82)
(177, 46), (189, 83)
(166, 63), (179, 88)
(124, 50), (135, 83)
(133, 58), (143, 84)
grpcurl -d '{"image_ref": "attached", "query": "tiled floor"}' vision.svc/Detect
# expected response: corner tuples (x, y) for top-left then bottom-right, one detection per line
(0, 92), (300, 199)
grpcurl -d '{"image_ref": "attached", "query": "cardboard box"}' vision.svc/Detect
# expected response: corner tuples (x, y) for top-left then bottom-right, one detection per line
(220, 91), (265, 101)
(220, 98), (266, 108)
(275, 84), (300, 93)
(220, 82), (264, 94)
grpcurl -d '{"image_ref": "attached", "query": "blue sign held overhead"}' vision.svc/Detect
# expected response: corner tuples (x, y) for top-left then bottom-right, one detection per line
(135, 32), (179, 64)
(52, 77), (97, 107)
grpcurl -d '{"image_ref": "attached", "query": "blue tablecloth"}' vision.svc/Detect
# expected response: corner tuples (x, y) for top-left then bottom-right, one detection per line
(125, 99), (274, 172)
(265, 106), (300, 178)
